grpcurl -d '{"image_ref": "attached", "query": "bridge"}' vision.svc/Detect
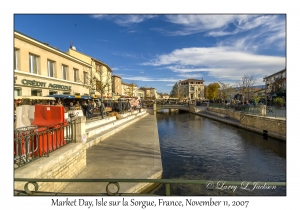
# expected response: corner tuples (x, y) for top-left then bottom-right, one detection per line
(156, 104), (205, 113)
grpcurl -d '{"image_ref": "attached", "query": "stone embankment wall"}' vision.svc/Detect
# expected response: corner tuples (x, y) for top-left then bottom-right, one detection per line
(207, 107), (242, 121)
(14, 143), (86, 192)
(207, 107), (286, 141)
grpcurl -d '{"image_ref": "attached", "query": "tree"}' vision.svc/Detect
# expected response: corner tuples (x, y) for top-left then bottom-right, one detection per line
(170, 82), (183, 99)
(80, 61), (113, 98)
(236, 74), (256, 104)
(206, 83), (220, 100)
(218, 81), (235, 102)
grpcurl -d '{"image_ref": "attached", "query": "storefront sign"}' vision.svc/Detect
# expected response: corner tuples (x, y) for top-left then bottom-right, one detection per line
(21, 79), (72, 91)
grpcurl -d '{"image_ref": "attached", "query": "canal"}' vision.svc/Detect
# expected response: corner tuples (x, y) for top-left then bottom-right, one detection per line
(154, 112), (286, 196)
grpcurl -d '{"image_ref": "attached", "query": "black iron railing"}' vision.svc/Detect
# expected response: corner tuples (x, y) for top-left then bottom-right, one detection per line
(14, 120), (77, 170)
(14, 178), (286, 196)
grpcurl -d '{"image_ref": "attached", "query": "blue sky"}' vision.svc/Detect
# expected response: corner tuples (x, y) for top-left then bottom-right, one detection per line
(14, 14), (286, 93)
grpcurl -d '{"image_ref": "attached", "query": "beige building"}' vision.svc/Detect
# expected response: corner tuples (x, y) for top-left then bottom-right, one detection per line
(121, 82), (138, 97)
(179, 78), (205, 100)
(139, 87), (157, 100)
(66, 48), (113, 98)
(14, 31), (92, 97)
(112, 75), (122, 96)
(136, 89), (145, 99)
(263, 68), (286, 101)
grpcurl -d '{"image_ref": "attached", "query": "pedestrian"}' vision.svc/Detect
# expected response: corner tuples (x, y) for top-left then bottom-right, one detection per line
(81, 101), (87, 117)
(99, 99), (106, 119)
(87, 100), (94, 119)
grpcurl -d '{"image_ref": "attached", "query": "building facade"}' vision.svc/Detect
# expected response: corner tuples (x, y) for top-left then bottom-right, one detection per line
(139, 87), (157, 100)
(14, 31), (92, 97)
(178, 78), (205, 100)
(112, 75), (122, 96)
(263, 68), (286, 101)
(66, 48), (113, 98)
(121, 82), (138, 97)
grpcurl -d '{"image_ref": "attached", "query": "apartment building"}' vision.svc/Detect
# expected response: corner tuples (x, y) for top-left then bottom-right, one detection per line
(139, 87), (157, 100)
(112, 75), (122, 96)
(263, 68), (286, 100)
(14, 31), (92, 97)
(178, 78), (205, 100)
(66, 48), (113, 98)
(121, 82), (138, 97)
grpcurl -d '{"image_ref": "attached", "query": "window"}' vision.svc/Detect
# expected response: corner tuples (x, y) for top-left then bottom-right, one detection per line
(49, 91), (57, 95)
(47, 60), (56, 77)
(14, 88), (21, 96)
(29, 53), (39, 74)
(31, 89), (42, 96)
(190, 86), (195, 91)
(14, 48), (20, 70)
(73, 68), (79, 82)
(84, 72), (88, 84)
(62, 65), (68, 80)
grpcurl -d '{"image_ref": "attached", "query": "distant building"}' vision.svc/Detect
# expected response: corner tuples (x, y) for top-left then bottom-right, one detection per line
(139, 87), (157, 100)
(66, 47), (113, 98)
(112, 75), (122, 96)
(263, 68), (286, 101)
(121, 82), (138, 97)
(136, 89), (145, 99)
(162, 93), (170, 99)
(179, 78), (205, 100)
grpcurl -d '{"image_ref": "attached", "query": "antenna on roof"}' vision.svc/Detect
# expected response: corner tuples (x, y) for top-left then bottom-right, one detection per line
(70, 41), (76, 50)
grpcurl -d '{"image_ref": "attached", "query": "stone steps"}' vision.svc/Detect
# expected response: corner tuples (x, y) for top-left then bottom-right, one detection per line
(85, 110), (147, 139)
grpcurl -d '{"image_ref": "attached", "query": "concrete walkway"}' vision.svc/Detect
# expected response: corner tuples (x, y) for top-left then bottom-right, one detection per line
(60, 114), (163, 194)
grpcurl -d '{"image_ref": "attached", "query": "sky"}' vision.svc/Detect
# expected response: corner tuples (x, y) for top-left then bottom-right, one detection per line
(14, 14), (286, 94)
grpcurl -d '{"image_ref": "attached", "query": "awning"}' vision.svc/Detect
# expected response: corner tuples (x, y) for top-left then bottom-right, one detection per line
(14, 96), (56, 100)
(46, 94), (75, 99)
(81, 95), (92, 100)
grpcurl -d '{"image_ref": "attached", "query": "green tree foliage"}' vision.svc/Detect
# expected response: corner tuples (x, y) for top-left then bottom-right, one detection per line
(274, 97), (284, 108)
(206, 83), (220, 100)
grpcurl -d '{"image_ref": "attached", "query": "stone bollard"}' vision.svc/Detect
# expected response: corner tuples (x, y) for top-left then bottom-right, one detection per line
(259, 105), (266, 116)
(189, 103), (195, 112)
(74, 116), (87, 143)
(153, 104), (156, 115)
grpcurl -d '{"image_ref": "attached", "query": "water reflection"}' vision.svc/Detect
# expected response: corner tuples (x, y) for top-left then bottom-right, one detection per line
(155, 112), (286, 196)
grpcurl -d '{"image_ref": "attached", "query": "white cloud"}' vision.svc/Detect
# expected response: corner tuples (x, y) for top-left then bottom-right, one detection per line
(91, 14), (157, 26)
(121, 76), (178, 82)
(142, 46), (285, 83)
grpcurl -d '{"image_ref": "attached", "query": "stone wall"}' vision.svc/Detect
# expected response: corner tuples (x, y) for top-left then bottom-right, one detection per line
(207, 107), (242, 121)
(240, 115), (286, 139)
(207, 107), (286, 141)
(14, 143), (86, 192)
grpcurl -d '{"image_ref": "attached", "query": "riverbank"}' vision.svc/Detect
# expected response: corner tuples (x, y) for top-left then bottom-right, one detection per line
(60, 114), (163, 194)
(194, 109), (286, 141)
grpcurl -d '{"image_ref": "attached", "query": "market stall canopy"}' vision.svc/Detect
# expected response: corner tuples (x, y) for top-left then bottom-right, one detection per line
(81, 95), (92, 100)
(14, 96), (56, 100)
(46, 94), (75, 99)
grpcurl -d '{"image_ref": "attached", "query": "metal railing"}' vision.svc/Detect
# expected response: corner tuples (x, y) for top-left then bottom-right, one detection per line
(14, 120), (77, 170)
(14, 178), (286, 196)
(209, 103), (286, 119)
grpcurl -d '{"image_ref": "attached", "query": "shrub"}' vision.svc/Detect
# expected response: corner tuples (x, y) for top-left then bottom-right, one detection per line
(274, 97), (284, 108)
